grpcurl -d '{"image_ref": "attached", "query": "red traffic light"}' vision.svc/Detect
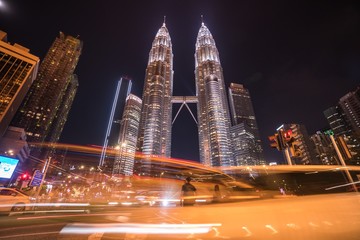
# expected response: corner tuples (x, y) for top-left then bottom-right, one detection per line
(20, 173), (31, 180)
(283, 129), (292, 139)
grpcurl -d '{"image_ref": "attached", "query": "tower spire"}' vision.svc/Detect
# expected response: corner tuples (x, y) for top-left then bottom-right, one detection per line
(163, 16), (166, 26)
(201, 15), (204, 26)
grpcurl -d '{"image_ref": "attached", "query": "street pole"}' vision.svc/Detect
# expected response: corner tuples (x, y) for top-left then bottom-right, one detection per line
(329, 135), (358, 192)
(35, 157), (52, 202)
(284, 148), (292, 165)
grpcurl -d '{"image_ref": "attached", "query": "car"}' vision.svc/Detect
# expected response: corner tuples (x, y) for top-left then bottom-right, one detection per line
(0, 187), (34, 212)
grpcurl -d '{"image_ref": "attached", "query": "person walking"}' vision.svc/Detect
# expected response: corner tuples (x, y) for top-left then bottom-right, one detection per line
(213, 184), (221, 203)
(181, 177), (197, 206)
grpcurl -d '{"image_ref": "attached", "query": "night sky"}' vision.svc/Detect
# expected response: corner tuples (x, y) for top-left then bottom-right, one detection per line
(1, 0), (359, 164)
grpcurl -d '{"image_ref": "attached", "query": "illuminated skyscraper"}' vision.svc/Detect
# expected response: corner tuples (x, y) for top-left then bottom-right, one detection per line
(195, 22), (233, 166)
(230, 123), (260, 166)
(47, 74), (78, 143)
(137, 22), (173, 158)
(228, 83), (265, 165)
(338, 87), (360, 136)
(99, 78), (132, 168)
(0, 30), (39, 138)
(11, 32), (82, 157)
(324, 86), (360, 164)
(113, 94), (142, 176)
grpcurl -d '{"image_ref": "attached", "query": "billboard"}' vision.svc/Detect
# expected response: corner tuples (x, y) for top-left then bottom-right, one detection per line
(0, 155), (19, 179)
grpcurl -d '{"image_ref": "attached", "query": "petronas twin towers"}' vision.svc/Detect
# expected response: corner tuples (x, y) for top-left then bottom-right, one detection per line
(136, 21), (234, 167)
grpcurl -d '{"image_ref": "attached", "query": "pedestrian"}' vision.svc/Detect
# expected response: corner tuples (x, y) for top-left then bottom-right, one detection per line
(181, 177), (196, 206)
(213, 184), (221, 203)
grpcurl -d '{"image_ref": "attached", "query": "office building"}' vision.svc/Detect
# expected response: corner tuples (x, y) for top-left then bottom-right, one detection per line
(339, 87), (360, 136)
(46, 74), (78, 143)
(324, 106), (349, 136)
(310, 131), (339, 165)
(228, 83), (265, 165)
(137, 22), (173, 158)
(0, 30), (39, 138)
(230, 123), (259, 165)
(195, 22), (233, 166)
(113, 94), (142, 176)
(324, 87), (360, 165)
(11, 32), (82, 159)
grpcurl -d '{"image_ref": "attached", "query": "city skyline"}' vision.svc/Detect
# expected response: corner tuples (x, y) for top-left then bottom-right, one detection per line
(1, 0), (359, 163)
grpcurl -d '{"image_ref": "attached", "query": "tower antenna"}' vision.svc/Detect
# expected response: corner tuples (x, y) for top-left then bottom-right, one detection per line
(201, 15), (204, 25)
(163, 16), (166, 26)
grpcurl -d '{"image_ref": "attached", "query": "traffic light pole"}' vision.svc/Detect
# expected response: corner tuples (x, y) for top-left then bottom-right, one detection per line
(279, 129), (292, 165)
(329, 135), (358, 192)
(34, 157), (52, 203)
(284, 148), (292, 165)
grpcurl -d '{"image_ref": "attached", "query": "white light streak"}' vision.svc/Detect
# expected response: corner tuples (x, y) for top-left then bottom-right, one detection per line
(60, 223), (222, 235)
(242, 226), (252, 237)
(16, 212), (130, 220)
(325, 180), (360, 190)
(322, 221), (333, 226)
(309, 222), (319, 228)
(265, 224), (278, 234)
(286, 223), (300, 230)
(276, 124), (284, 131)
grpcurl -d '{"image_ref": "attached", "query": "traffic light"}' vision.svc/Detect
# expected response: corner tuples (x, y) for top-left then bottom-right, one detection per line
(281, 130), (302, 157)
(282, 129), (295, 147)
(20, 173), (31, 181)
(288, 140), (302, 157)
(268, 133), (284, 151)
(283, 129), (292, 141)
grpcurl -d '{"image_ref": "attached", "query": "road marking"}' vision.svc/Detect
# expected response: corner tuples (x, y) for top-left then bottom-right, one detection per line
(265, 224), (278, 234)
(0, 231), (58, 239)
(88, 232), (104, 240)
(0, 223), (64, 232)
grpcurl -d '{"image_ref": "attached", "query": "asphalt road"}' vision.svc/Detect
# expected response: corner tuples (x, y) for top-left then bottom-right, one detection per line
(0, 193), (359, 240)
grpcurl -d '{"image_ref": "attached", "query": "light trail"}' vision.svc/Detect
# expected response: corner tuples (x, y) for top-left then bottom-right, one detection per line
(60, 223), (222, 235)
(325, 180), (360, 191)
(0, 231), (59, 239)
(16, 212), (131, 220)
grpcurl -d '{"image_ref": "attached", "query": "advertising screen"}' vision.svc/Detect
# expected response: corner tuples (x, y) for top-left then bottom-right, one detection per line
(0, 155), (19, 179)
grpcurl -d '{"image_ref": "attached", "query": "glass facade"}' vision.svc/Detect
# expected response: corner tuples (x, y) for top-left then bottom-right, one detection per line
(137, 23), (173, 158)
(10, 32), (82, 163)
(46, 74), (79, 143)
(195, 23), (233, 166)
(113, 94), (142, 176)
(0, 36), (39, 138)
(11, 32), (82, 146)
(230, 123), (259, 165)
(228, 83), (265, 165)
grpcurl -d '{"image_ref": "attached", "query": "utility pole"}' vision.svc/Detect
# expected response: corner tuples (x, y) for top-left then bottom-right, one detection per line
(325, 130), (358, 192)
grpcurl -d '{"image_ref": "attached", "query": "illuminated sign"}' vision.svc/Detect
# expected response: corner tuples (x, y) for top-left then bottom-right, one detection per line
(0, 155), (19, 179)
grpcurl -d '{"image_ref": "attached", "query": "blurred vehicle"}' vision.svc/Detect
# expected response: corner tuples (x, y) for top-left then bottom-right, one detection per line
(0, 187), (35, 212)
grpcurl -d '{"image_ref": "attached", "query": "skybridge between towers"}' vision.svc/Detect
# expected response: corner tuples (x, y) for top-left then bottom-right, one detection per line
(171, 96), (198, 125)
